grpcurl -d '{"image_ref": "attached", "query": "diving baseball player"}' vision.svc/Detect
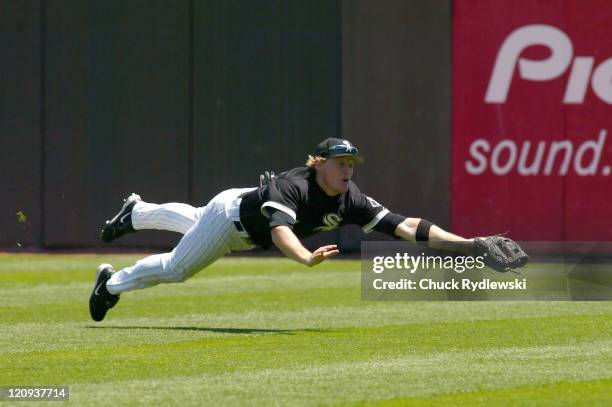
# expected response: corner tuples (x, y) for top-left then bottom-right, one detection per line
(89, 138), (528, 321)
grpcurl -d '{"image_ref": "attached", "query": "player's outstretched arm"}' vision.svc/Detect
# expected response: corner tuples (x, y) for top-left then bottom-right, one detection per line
(393, 218), (529, 272)
(271, 225), (339, 267)
(394, 218), (474, 254)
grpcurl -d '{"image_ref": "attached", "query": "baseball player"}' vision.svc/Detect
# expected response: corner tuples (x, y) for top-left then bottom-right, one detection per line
(90, 138), (528, 321)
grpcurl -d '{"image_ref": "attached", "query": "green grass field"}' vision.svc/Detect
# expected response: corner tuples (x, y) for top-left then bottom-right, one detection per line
(1, 254), (611, 406)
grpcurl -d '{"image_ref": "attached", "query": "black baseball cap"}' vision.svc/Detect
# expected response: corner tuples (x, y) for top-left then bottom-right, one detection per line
(314, 138), (362, 160)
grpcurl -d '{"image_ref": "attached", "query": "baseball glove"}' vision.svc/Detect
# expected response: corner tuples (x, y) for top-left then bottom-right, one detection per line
(473, 235), (529, 272)
(259, 171), (276, 188)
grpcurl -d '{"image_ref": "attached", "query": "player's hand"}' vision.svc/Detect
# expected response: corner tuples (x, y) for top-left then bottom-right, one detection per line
(307, 245), (339, 267)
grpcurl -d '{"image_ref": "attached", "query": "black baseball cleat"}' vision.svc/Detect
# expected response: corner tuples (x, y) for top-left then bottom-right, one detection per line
(100, 193), (141, 243)
(89, 263), (120, 322)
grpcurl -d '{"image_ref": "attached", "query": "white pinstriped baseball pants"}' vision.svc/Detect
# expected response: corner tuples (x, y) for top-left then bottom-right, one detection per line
(106, 188), (257, 294)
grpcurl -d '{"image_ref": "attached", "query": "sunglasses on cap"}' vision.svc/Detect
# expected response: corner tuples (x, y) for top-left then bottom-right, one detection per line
(322, 144), (359, 156)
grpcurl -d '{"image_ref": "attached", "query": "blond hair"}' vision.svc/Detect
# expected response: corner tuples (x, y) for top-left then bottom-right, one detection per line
(305, 155), (326, 168)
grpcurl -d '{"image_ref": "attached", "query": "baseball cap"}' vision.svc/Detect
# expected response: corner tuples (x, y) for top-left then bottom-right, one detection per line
(314, 138), (362, 160)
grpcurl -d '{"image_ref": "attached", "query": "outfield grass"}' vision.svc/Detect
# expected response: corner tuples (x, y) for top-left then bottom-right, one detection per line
(1, 254), (611, 406)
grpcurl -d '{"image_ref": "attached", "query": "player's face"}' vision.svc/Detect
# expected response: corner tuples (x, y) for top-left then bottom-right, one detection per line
(315, 156), (355, 196)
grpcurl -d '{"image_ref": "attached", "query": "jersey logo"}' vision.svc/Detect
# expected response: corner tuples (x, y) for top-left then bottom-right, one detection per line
(314, 213), (343, 232)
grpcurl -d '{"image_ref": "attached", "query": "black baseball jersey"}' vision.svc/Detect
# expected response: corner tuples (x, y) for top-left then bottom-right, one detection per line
(239, 167), (406, 247)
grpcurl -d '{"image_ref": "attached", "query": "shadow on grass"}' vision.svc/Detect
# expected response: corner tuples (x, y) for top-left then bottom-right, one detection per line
(85, 325), (330, 335)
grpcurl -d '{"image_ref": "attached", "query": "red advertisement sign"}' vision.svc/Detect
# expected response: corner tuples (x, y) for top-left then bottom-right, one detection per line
(452, 0), (612, 240)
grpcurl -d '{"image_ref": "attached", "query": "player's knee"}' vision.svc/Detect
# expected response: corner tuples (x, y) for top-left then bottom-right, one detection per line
(174, 274), (190, 283)
(162, 265), (191, 283)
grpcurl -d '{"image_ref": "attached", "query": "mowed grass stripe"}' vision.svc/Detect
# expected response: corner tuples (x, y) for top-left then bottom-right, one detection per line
(0, 256), (356, 283)
(2, 305), (611, 354)
(0, 287), (359, 323)
(0, 269), (359, 306)
(3, 296), (612, 326)
(2, 255), (611, 323)
(3, 287), (612, 325)
(3, 314), (611, 383)
(363, 378), (612, 407)
(59, 340), (612, 406)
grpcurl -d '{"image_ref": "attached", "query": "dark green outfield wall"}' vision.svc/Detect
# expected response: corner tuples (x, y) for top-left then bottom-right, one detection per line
(0, 0), (450, 250)
(341, 0), (451, 250)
